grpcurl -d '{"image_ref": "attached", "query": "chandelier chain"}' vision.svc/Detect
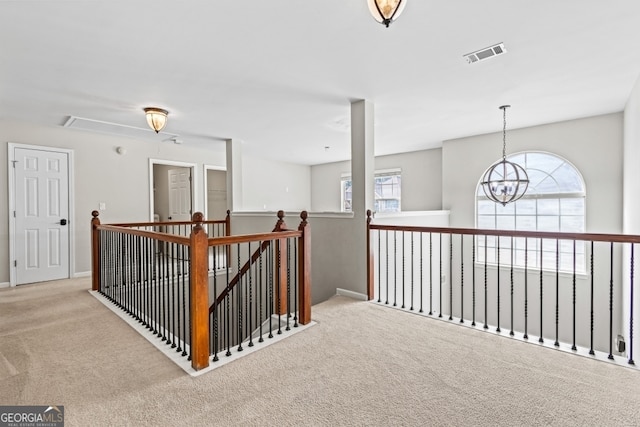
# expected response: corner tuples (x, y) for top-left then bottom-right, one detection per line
(502, 106), (507, 160)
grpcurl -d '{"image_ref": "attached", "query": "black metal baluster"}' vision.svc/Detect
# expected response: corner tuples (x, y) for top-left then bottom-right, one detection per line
(419, 232), (424, 313)
(410, 232), (414, 311)
(449, 233), (453, 321)
(497, 236), (501, 333)
(524, 238), (528, 340)
(237, 243), (244, 351)
(211, 243), (218, 361)
(510, 236), (514, 336)
(484, 235), (488, 329)
(286, 238), (291, 330)
(589, 241), (594, 355)
(402, 231), (406, 309)
(539, 238), (544, 343)
(439, 234), (443, 318)
(429, 233), (433, 315)
(394, 231), (398, 307)
(268, 241), (274, 339)
(248, 242), (254, 347)
(277, 240), (282, 336)
(460, 234), (464, 324)
(181, 244), (187, 357)
(378, 230), (382, 303)
(224, 243), (231, 356)
(169, 243), (176, 347)
(629, 243), (635, 365)
(386, 231), (389, 305)
(472, 235), (476, 327)
(294, 238), (298, 327)
(570, 240), (576, 351)
(608, 242), (614, 360)
(555, 239), (560, 347)
(259, 241), (264, 343)
(162, 242), (169, 342)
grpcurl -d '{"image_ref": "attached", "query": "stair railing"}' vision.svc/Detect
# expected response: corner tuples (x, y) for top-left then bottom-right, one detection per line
(91, 210), (311, 371)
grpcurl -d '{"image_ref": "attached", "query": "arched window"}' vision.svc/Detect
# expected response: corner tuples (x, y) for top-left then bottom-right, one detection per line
(476, 152), (586, 272)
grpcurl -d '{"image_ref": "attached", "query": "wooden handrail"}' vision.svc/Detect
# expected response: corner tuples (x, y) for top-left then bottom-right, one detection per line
(207, 230), (301, 247)
(369, 223), (640, 244)
(95, 224), (191, 245)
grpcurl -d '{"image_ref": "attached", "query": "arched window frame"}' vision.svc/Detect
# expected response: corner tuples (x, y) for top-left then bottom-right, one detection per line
(475, 151), (586, 273)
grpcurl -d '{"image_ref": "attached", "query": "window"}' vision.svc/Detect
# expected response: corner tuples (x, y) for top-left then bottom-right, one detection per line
(341, 170), (402, 213)
(476, 152), (585, 273)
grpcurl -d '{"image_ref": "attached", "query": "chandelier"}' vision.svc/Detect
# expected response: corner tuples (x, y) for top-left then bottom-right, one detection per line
(367, 0), (406, 27)
(144, 107), (169, 133)
(480, 105), (529, 206)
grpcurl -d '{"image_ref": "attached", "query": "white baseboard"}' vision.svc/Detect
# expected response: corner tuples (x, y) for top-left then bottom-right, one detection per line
(73, 271), (91, 278)
(336, 288), (368, 301)
(0, 282), (10, 289)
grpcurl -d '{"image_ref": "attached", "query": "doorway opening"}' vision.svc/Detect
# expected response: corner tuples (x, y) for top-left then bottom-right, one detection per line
(149, 159), (197, 222)
(204, 165), (227, 220)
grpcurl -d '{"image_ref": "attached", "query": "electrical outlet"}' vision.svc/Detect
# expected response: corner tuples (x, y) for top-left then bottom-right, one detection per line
(99, 202), (106, 210)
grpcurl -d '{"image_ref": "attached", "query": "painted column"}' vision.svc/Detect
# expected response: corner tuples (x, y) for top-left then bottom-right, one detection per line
(351, 100), (375, 295)
(225, 139), (243, 212)
(351, 100), (375, 218)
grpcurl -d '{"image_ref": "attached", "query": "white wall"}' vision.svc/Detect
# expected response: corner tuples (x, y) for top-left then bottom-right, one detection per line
(241, 155), (310, 212)
(442, 113), (624, 233)
(310, 148), (443, 213)
(0, 119), (226, 283)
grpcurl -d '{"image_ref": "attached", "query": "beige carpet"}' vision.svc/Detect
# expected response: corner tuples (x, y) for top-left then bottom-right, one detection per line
(1, 278), (640, 427)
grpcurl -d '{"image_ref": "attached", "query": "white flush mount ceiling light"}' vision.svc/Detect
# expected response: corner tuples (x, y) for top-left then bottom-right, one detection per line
(367, 0), (406, 28)
(144, 107), (169, 133)
(480, 105), (529, 206)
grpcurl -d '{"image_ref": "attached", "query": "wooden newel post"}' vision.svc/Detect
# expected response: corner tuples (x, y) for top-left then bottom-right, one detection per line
(189, 212), (210, 370)
(298, 211), (312, 325)
(274, 210), (288, 315)
(366, 209), (374, 300)
(91, 210), (101, 291)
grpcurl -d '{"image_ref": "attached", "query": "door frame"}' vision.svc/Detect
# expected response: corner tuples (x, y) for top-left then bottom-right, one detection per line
(203, 164), (227, 220)
(7, 143), (75, 287)
(148, 158), (198, 222)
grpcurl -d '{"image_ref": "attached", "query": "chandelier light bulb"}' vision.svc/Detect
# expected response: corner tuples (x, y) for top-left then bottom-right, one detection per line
(367, 0), (406, 27)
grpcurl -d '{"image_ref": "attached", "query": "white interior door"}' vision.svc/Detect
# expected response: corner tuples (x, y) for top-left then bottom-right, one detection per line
(14, 147), (70, 284)
(168, 168), (192, 221)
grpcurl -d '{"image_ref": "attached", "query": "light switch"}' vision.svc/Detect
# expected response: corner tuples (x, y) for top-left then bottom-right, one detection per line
(99, 202), (106, 210)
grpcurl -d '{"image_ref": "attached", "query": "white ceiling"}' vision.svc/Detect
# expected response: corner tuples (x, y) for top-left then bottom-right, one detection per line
(2, 1), (640, 165)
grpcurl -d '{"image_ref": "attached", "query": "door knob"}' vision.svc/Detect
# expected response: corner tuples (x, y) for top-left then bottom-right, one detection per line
(60, 219), (67, 226)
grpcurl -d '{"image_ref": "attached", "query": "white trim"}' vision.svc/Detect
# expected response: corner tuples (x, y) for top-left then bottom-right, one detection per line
(0, 282), (10, 289)
(149, 158), (199, 221)
(73, 271), (92, 278)
(8, 143), (75, 287)
(336, 288), (368, 301)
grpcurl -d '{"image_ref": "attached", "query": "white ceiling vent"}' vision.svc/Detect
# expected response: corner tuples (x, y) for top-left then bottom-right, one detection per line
(463, 43), (506, 64)
(63, 116), (179, 140)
